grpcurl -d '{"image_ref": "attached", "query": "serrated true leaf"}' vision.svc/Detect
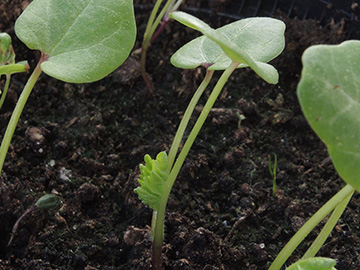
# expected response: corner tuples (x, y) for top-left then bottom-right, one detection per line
(287, 257), (336, 270)
(297, 40), (360, 191)
(170, 12), (285, 84)
(15, 0), (136, 83)
(134, 152), (169, 210)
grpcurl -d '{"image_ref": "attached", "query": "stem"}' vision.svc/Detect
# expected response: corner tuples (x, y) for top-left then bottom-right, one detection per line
(167, 69), (214, 170)
(268, 184), (355, 270)
(0, 54), (44, 175)
(302, 189), (354, 259)
(0, 74), (11, 110)
(140, 0), (176, 93)
(147, 0), (175, 45)
(151, 61), (239, 269)
(7, 205), (38, 246)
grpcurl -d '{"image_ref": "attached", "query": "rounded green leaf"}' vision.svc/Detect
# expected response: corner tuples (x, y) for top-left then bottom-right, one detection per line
(15, 0), (136, 83)
(287, 257), (336, 270)
(170, 12), (285, 84)
(297, 40), (360, 190)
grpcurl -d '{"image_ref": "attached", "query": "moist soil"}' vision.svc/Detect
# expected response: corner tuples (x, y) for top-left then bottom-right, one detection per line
(1, 1), (359, 270)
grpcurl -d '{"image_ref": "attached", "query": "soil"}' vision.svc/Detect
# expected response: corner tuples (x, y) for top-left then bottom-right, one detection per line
(0, 1), (359, 270)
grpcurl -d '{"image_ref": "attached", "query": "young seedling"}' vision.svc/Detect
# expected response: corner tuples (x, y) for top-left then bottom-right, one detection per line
(139, 0), (183, 93)
(0, 0), (136, 176)
(269, 40), (360, 269)
(7, 194), (61, 247)
(268, 153), (278, 196)
(0, 33), (29, 110)
(135, 11), (285, 269)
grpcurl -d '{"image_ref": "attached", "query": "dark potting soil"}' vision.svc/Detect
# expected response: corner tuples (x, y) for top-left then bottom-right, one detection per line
(0, 1), (359, 269)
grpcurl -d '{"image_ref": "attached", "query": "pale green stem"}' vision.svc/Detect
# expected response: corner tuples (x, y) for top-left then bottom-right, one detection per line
(151, 61), (239, 266)
(167, 69), (214, 170)
(302, 189), (354, 259)
(0, 55), (44, 175)
(0, 74), (11, 110)
(171, 0), (183, 11)
(268, 184), (355, 270)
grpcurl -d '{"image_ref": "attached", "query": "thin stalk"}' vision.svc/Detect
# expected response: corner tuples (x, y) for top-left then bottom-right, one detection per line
(167, 69), (214, 170)
(0, 54), (45, 175)
(268, 184), (355, 270)
(302, 189), (354, 259)
(149, 0), (183, 46)
(0, 74), (11, 110)
(147, 0), (175, 43)
(151, 61), (239, 269)
(140, 0), (177, 93)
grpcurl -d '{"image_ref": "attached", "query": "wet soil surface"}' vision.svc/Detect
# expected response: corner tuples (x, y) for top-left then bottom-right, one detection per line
(1, 1), (359, 269)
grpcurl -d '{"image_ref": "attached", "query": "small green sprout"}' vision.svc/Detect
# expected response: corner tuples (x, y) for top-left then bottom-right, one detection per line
(235, 112), (246, 129)
(268, 153), (278, 196)
(8, 194), (61, 247)
(135, 11), (285, 269)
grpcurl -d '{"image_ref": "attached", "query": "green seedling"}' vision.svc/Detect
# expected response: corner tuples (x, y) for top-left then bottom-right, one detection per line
(268, 153), (278, 196)
(139, 0), (183, 93)
(135, 11), (285, 269)
(0, 33), (29, 110)
(7, 194), (61, 247)
(269, 40), (360, 269)
(0, 0), (136, 176)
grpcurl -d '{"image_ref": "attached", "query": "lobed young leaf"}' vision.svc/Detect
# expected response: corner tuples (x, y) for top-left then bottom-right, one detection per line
(297, 40), (360, 191)
(15, 0), (136, 83)
(286, 257), (337, 270)
(169, 12), (285, 84)
(134, 152), (169, 210)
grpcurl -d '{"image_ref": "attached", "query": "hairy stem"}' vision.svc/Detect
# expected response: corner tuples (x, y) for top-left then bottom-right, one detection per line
(151, 61), (239, 269)
(0, 54), (45, 175)
(167, 69), (214, 170)
(269, 184), (355, 270)
(302, 189), (354, 259)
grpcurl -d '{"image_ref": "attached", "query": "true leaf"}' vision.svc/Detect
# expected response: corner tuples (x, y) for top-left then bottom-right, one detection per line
(134, 152), (169, 210)
(297, 40), (360, 191)
(287, 257), (336, 270)
(170, 12), (285, 84)
(15, 0), (136, 83)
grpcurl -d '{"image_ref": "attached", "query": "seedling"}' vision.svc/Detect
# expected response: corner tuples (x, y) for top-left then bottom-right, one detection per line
(135, 11), (285, 269)
(269, 40), (360, 269)
(0, 0), (136, 176)
(139, 0), (183, 93)
(7, 194), (61, 247)
(268, 153), (278, 196)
